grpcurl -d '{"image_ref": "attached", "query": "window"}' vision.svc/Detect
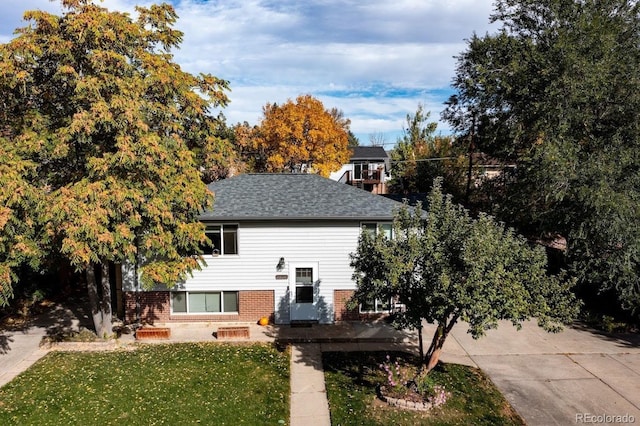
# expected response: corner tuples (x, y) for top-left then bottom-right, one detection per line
(295, 267), (314, 303)
(362, 222), (392, 239)
(200, 224), (238, 255)
(353, 162), (364, 180)
(360, 298), (391, 313)
(171, 291), (239, 314)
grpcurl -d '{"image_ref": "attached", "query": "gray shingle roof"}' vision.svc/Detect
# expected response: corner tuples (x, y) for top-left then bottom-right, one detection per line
(200, 173), (404, 221)
(350, 146), (388, 161)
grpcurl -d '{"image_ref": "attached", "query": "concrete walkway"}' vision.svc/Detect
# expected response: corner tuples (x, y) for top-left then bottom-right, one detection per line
(0, 303), (86, 387)
(0, 326), (49, 387)
(2, 314), (639, 426)
(290, 344), (330, 426)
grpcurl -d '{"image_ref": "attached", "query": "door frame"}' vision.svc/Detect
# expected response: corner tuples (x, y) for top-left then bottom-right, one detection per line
(289, 262), (319, 321)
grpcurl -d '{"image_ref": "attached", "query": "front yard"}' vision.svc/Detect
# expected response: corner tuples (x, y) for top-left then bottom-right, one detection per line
(0, 343), (289, 425)
(323, 351), (524, 426)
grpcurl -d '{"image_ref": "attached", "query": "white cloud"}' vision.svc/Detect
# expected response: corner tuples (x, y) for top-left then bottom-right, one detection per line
(0, 0), (497, 140)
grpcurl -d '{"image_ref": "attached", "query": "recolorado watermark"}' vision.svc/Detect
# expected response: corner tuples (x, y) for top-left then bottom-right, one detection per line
(576, 413), (636, 424)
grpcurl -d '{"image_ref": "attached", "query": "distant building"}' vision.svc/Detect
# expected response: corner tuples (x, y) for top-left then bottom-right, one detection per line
(329, 146), (390, 194)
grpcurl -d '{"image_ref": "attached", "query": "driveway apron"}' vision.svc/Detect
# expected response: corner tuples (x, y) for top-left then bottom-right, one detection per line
(446, 321), (640, 426)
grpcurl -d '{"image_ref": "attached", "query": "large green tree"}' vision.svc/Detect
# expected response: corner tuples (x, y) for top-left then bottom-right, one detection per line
(443, 0), (640, 318)
(0, 0), (232, 336)
(389, 105), (466, 199)
(350, 180), (578, 372)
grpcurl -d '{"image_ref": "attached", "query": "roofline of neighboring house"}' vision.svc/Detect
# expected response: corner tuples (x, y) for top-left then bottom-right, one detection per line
(350, 156), (388, 161)
(198, 215), (396, 222)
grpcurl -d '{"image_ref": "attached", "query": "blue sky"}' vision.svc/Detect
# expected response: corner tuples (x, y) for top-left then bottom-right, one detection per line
(1, 0), (497, 147)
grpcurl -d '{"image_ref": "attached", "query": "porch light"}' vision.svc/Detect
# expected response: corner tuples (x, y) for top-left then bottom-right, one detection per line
(277, 257), (285, 271)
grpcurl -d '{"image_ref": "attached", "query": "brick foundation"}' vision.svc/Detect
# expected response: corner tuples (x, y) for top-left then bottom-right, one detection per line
(124, 291), (170, 324)
(124, 290), (275, 324)
(334, 290), (360, 321)
(238, 290), (275, 322)
(334, 289), (389, 321)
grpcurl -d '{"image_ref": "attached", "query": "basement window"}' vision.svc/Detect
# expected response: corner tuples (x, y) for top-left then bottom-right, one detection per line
(359, 298), (391, 314)
(171, 291), (239, 314)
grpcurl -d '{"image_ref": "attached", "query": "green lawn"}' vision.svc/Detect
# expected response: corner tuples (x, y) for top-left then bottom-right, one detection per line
(323, 351), (524, 426)
(0, 343), (289, 425)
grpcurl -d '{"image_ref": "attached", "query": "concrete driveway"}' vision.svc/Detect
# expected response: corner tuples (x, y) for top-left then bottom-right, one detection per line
(436, 320), (640, 426)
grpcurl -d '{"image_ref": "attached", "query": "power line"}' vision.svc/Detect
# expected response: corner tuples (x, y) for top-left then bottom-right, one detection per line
(389, 157), (460, 163)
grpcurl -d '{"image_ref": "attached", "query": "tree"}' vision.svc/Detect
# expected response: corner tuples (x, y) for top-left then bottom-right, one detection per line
(350, 179), (578, 372)
(347, 130), (359, 148)
(231, 121), (263, 173)
(368, 132), (387, 147)
(443, 0), (640, 319)
(0, 142), (44, 307)
(389, 105), (466, 199)
(250, 95), (351, 177)
(0, 0), (232, 336)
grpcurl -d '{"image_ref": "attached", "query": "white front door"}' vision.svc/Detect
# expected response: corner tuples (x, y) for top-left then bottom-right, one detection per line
(289, 266), (318, 321)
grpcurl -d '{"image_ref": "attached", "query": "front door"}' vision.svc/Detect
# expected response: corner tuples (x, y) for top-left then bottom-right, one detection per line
(290, 266), (318, 321)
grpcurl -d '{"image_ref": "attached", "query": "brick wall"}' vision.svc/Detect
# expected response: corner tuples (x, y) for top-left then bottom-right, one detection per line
(238, 290), (275, 322)
(124, 291), (170, 324)
(123, 290), (274, 324)
(334, 289), (390, 322)
(334, 290), (360, 321)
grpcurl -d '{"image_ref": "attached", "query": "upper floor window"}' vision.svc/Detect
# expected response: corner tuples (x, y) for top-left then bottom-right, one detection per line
(200, 224), (238, 255)
(361, 222), (392, 239)
(353, 162), (380, 180)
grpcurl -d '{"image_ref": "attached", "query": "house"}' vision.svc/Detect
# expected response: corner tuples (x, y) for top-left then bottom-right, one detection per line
(329, 146), (390, 194)
(122, 173), (404, 325)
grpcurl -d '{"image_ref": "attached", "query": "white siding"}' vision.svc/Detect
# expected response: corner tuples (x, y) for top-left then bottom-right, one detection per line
(329, 164), (352, 181)
(122, 221), (363, 323)
(329, 162), (390, 183)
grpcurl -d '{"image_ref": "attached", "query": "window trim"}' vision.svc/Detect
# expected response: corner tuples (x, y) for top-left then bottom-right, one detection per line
(359, 297), (392, 314)
(201, 223), (239, 256)
(361, 221), (393, 239)
(289, 262), (319, 306)
(294, 267), (314, 303)
(171, 291), (239, 315)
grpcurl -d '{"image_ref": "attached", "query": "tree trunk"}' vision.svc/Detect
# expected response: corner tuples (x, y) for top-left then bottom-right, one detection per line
(424, 315), (459, 373)
(465, 114), (476, 205)
(86, 261), (113, 339)
(417, 323), (424, 364)
(100, 261), (113, 338)
(86, 264), (104, 337)
(426, 345), (443, 372)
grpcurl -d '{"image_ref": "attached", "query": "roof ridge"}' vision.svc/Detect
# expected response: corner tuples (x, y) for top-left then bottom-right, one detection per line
(202, 173), (403, 221)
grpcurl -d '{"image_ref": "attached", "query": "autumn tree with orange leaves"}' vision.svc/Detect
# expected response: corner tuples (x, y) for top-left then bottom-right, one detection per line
(0, 0), (231, 336)
(245, 95), (351, 177)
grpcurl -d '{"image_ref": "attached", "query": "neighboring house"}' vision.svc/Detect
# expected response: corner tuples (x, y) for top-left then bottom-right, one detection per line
(329, 146), (390, 194)
(121, 173), (404, 325)
(471, 152), (516, 186)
